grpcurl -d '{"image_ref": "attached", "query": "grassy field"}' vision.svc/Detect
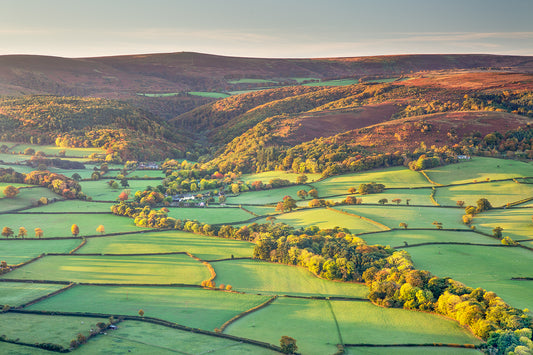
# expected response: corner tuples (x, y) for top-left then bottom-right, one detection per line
(0, 183), (33, 197)
(331, 300), (481, 345)
(424, 157), (533, 185)
(126, 169), (165, 178)
(343, 188), (434, 206)
(28, 285), (272, 331)
(0, 313), (107, 349)
(0, 213), (141, 238)
(0, 282), (65, 306)
(0, 239), (80, 264)
(23, 200), (114, 213)
(167, 206), (254, 224)
(224, 297), (340, 355)
(0, 341), (52, 354)
(345, 347), (480, 354)
(239, 205), (277, 216)
(187, 91), (231, 98)
(0, 153), (32, 163)
(239, 170), (322, 184)
(3, 254), (210, 285)
(333, 205), (466, 230)
(435, 181), (533, 207)
(80, 230), (254, 260)
(303, 78), (359, 86)
(473, 208), (533, 241)
(313, 167), (431, 196)
(405, 244), (533, 310)
(79, 179), (154, 201)
(8, 143), (104, 157)
(361, 229), (501, 248)
(253, 207), (384, 233)
(0, 187), (61, 212)
(76, 320), (279, 355)
(212, 259), (369, 298)
(226, 185), (308, 205)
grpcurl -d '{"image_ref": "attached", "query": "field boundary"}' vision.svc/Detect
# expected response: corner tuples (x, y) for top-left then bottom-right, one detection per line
(327, 206), (391, 231)
(217, 295), (277, 333)
(17, 283), (77, 309)
(344, 343), (478, 349)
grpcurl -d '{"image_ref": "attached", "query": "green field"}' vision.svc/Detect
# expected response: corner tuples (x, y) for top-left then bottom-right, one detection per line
(424, 157), (533, 185)
(79, 179), (155, 201)
(0, 313), (107, 349)
(126, 169), (165, 178)
(303, 78), (359, 86)
(0, 183), (33, 197)
(0, 282), (65, 306)
(313, 167), (431, 196)
(167, 206), (254, 224)
(187, 91), (231, 98)
(212, 259), (368, 298)
(3, 254), (210, 285)
(0, 213), (141, 238)
(253, 207), (384, 233)
(0, 187), (61, 212)
(435, 180), (533, 207)
(8, 143), (104, 157)
(80, 230), (254, 260)
(225, 297), (340, 355)
(345, 347), (480, 355)
(361, 229), (501, 248)
(331, 300), (481, 345)
(473, 208), (533, 241)
(28, 285), (271, 331)
(76, 320), (278, 355)
(0, 153), (35, 163)
(335, 205), (467, 230)
(239, 170), (321, 184)
(23, 200), (114, 213)
(0, 341), (52, 354)
(0, 239), (80, 264)
(406, 244), (533, 310)
(226, 185), (309, 205)
(341, 188), (434, 206)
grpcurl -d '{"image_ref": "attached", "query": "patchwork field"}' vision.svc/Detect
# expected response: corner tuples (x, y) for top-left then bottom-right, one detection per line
(2, 254), (210, 285)
(0, 187), (60, 212)
(0, 238), (80, 264)
(79, 180), (154, 201)
(167, 206), (254, 224)
(0, 282), (65, 307)
(80, 230), (254, 260)
(212, 259), (368, 298)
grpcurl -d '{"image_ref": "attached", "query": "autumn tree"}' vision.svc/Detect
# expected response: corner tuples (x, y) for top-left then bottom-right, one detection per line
(476, 198), (492, 213)
(378, 198), (388, 205)
(118, 191), (129, 201)
(297, 189), (308, 200)
(399, 222), (408, 229)
(280, 336), (298, 354)
(456, 200), (465, 208)
(392, 198), (402, 205)
(296, 174), (308, 184)
(2, 227), (14, 238)
(3, 185), (19, 198)
(266, 216), (276, 225)
(138, 309), (144, 317)
(282, 196), (297, 212)
(35, 227), (43, 238)
(493, 226), (503, 238)
(18, 227), (27, 238)
(71, 224), (80, 237)
(308, 189), (318, 199)
(348, 187), (357, 194)
(96, 225), (105, 235)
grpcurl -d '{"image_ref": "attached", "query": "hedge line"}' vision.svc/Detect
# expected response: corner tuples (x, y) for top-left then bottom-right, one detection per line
(217, 296), (277, 333)
(17, 283), (77, 309)
(69, 238), (86, 254)
(344, 343), (478, 349)
(326, 207), (391, 231)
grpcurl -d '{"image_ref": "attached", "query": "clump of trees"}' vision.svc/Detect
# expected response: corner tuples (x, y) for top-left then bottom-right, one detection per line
(24, 170), (84, 199)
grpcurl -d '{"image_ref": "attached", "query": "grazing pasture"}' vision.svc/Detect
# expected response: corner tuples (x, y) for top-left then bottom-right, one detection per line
(23, 200), (114, 213)
(80, 230), (254, 260)
(226, 185), (307, 205)
(0, 239), (80, 264)
(239, 170), (321, 184)
(167, 206), (254, 224)
(27, 285), (271, 331)
(79, 180), (153, 201)
(0, 187), (60, 212)
(2, 254), (210, 285)
(212, 259), (368, 298)
(405, 244), (533, 310)
(0, 282), (65, 307)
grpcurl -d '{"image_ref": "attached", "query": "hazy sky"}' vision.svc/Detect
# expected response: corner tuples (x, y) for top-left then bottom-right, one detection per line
(1, 0), (532, 58)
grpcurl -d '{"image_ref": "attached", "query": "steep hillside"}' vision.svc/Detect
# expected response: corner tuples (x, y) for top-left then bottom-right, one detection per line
(0, 96), (189, 160)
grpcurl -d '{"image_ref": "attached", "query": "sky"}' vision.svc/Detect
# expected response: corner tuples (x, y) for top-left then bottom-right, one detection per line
(1, 0), (532, 58)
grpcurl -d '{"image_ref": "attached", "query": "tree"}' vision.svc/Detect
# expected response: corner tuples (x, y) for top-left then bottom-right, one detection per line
(280, 336), (298, 354)
(3, 185), (19, 198)
(476, 198), (492, 213)
(405, 198), (411, 205)
(308, 199), (321, 207)
(2, 227), (14, 238)
(24, 147), (35, 155)
(282, 196), (297, 212)
(392, 198), (402, 205)
(296, 174), (308, 184)
(218, 195), (226, 204)
(35, 227), (43, 238)
(71, 224), (80, 237)
(456, 200), (465, 208)
(348, 187), (357, 194)
(432, 221), (443, 229)
(465, 205), (477, 215)
(96, 225), (105, 235)
(266, 216), (276, 225)
(71, 173), (82, 181)
(399, 222), (408, 229)
(120, 178), (129, 188)
(297, 189), (308, 200)
(344, 196), (357, 205)
(138, 309), (144, 317)
(231, 183), (240, 195)
(308, 189), (318, 199)
(378, 198), (388, 205)
(493, 226), (503, 238)
(118, 191), (129, 201)
(91, 171), (101, 180)
(18, 227), (27, 238)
